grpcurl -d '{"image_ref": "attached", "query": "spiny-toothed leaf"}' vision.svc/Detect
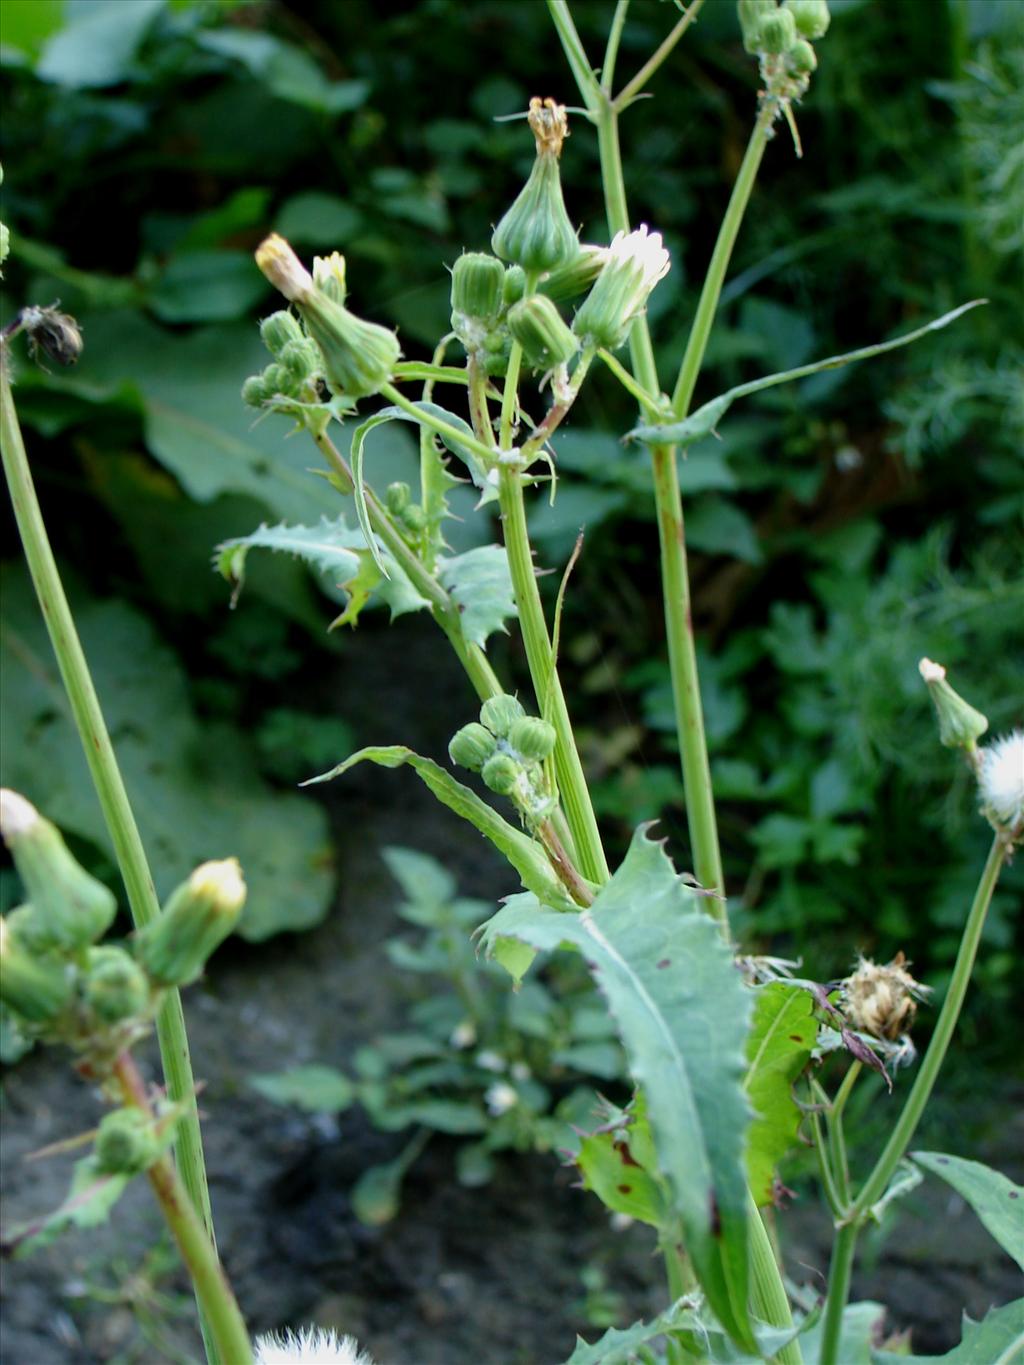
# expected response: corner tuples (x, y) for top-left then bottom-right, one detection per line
(437, 545), (516, 648)
(4, 1157), (131, 1258)
(744, 982), (816, 1206)
(477, 827), (757, 1352)
(565, 1302), (706, 1365)
(871, 1299), (1024, 1364)
(911, 1153), (1024, 1271)
(628, 302), (986, 449)
(303, 746), (576, 912)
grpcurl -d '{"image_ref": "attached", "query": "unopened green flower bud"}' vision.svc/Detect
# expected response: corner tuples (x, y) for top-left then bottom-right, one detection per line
(256, 234), (401, 399)
(757, 7), (798, 53)
(312, 251), (347, 305)
(507, 295), (578, 371)
(738, 0), (778, 53)
(787, 38), (818, 74)
(386, 481), (411, 515)
(784, 0), (830, 40)
(263, 363), (290, 396)
(480, 693), (526, 738)
(0, 917), (71, 1023)
(279, 338), (320, 383)
(509, 716), (557, 762)
(401, 503), (427, 533)
(540, 245), (609, 304)
(503, 266), (527, 307)
(0, 791), (116, 951)
(481, 752), (520, 796)
(449, 722), (497, 772)
(135, 858), (246, 987)
(259, 310), (304, 356)
(918, 659), (989, 751)
(451, 253), (505, 325)
(84, 946), (151, 1024)
(94, 1107), (161, 1176)
(492, 98), (579, 275)
(241, 374), (268, 407)
(573, 225), (671, 351)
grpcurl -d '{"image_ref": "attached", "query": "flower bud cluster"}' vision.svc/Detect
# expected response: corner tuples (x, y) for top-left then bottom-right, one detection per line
(738, 0), (830, 110)
(385, 481), (427, 541)
(242, 309), (324, 411)
(449, 694), (557, 819)
(0, 790), (246, 1059)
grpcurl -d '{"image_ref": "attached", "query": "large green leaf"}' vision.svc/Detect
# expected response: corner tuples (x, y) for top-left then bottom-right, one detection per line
(629, 302), (985, 450)
(304, 746), (575, 912)
(437, 545), (516, 648)
(911, 1152), (1024, 1271)
(872, 1300), (1024, 1364)
(0, 567), (332, 940)
(477, 827), (757, 1352)
(744, 983), (816, 1206)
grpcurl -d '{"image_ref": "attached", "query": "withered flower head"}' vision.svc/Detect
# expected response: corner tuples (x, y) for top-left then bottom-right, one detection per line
(841, 951), (929, 1041)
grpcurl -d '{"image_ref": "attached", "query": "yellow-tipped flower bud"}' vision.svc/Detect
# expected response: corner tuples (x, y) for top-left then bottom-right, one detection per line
(508, 716), (557, 762)
(449, 722), (498, 772)
(0, 917), (72, 1023)
(492, 99), (579, 275)
(507, 295), (578, 371)
(573, 225), (671, 351)
(135, 858), (246, 987)
(784, 0), (830, 40)
(313, 251), (348, 305)
(84, 946), (152, 1024)
(255, 234), (400, 399)
(259, 310), (304, 356)
(481, 752), (520, 796)
(480, 693), (526, 738)
(918, 658), (989, 751)
(94, 1107), (162, 1176)
(0, 790), (117, 951)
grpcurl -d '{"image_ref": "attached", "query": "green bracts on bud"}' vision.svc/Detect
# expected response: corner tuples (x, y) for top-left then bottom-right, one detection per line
(451, 253), (505, 325)
(503, 266), (527, 307)
(279, 339), (320, 382)
(259, 310), (304, 356)
(241, 375), (268, 408)
(507, 296), (578, 371)
(508, 716), (557, 762)
(386, 481), (412, 516)
(85, 946), (152, 1024)
(95, 1107), (162, 1176)
(540, 246), (608, 304)
(787, 38), (817, 73)
(738, 0), (778, 53)
(784, 0), (830, 40)
(449, 722), (497, 772)
(0, 791), (116, 951)
(919, 659), (989, 751)
(136, 858), (246, 987)
(492, 99), (579, 275)
(0, 918), (71, 1023)
(480, 693), (526, 738)
(758, 7), (798, 53)
(256, 234), (400, 399)
(481, 752), (520, 796)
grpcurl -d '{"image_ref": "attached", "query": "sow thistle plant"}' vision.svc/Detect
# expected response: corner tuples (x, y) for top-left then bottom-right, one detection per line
(1, 4), (1021, 1364)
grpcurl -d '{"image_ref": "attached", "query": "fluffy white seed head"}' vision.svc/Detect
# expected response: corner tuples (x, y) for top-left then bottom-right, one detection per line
(979, 730), (1024, 828)
(253, 1327), (376, 1365)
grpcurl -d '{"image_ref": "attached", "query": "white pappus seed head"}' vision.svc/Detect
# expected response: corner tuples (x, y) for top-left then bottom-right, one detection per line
(978, 730), (1024, 828)
(253, 1327), (377, 1365)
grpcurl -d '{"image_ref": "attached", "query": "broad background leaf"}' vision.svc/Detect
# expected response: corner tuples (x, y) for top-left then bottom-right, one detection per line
(912, 1151), (1024, 1271)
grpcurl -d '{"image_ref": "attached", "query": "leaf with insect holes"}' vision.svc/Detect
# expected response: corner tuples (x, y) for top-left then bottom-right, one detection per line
(744, 982), (816, 1206)
(911, 1152), (1024, 1271)
(477, 826), (758, 1353)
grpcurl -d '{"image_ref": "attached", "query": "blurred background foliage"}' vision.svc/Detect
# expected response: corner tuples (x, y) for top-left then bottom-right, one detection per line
(1, 0), (1021, 1029)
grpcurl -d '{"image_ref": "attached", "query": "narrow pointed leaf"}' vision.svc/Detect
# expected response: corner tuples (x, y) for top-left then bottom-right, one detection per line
(911, 1152), (1024, 1271)
(629, 302), (986, 448)
(744, 982), (816, 1205)
(478, 827), (757, 1351)
(303, 746), (575, 911)
(872, 1300), (1024, 1364)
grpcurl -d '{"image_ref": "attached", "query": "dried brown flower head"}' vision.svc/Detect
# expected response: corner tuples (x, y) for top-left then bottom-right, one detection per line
(841, 952), (929, 1041)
